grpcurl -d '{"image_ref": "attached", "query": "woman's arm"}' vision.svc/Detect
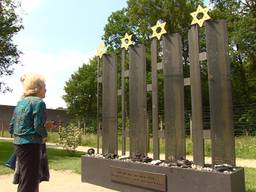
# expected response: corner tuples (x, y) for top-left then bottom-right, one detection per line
(33, 101), (48, 138)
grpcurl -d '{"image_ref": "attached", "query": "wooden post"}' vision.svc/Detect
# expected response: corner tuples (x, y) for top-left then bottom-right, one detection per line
(151, 38), (160, 159)
(121, 49), (126, 155)
(205, 20), (235, 166)
(188, 25), (204, 166)
(102, 54), (118, 154)
(163, 34), (185, 161)
(96, 56), (100, 154)
(129, 44), (147, 158)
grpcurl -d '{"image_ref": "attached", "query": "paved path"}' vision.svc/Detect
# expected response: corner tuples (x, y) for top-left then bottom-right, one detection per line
(0, 170), (118, 192)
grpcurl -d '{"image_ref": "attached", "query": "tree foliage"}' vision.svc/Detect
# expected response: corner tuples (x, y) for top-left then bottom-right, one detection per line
(102, 0), (204, 128)
(208, 0), (256, 134)
(63, 58), (97, 131)
(103, 0), (203, 53)
(209, 0), (256, 104)
(64, 0), (256, 135)
(0, 0), (23, 92)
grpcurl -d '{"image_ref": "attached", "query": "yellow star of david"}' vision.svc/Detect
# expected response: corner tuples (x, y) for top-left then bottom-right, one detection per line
(150, 20), (167, 40)
(190, 5), (211, 27)
(96, 42), (106, 58)
(121, 33), (133, 50)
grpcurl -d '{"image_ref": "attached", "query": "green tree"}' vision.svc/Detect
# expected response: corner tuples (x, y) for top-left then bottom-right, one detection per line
(209, 0), (256, 103)
(0, 0), (23, 92)
(64, 0), (256, 135)
(102, 0), (203, 128)
(210, 0), (256, 135)
(103, 8), (130, 51)
(63, 58), (97, 132)
(103, 0), (202, 54)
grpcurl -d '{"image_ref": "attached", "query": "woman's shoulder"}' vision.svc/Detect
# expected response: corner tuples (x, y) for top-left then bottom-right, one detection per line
(25, 96), (43, 101)
(24, 96), (46, 106)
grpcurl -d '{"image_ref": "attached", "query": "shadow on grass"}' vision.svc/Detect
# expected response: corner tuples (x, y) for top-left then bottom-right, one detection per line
(0, 141), (16, 175)
(47, 148), (84, 159)
(47, 148), (84, 174)
(0, 140), (15, 160)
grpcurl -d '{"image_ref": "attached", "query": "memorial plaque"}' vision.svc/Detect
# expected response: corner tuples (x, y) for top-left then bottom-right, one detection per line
(111, 166), (166, 192)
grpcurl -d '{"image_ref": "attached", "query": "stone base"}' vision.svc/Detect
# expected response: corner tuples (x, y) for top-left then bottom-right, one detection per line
(81, 156), (245, 192)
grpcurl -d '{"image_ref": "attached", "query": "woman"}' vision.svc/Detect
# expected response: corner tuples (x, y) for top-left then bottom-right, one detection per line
(9, 73), (48, 192)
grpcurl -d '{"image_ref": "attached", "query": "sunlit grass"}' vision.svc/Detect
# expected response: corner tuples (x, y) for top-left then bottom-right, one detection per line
(235, 136), (256, 159)
(2, 132), (256, 159)
(245, 168), (256, 192)
(71, 134), (256, 159)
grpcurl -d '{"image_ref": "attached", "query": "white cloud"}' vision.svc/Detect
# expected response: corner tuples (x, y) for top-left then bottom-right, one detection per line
(0, 37), (95, 109)
(18, 0), (41, 14)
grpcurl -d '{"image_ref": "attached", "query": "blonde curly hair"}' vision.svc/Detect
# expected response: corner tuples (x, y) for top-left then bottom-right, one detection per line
(20, 73), (46, 96)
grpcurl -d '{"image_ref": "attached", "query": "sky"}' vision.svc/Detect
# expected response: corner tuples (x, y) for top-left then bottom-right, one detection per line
(0, 0), (127, 109)
(0, 0), (210, 109)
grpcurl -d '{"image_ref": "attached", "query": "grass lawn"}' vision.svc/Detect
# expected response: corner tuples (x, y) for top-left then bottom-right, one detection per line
(0, 140), (255, 191)
(0, 140), (84, 175)
(246, 168), (256, 192)
(2, 131), (256, 159)
(80, 134), (256, 159)
(58, 133), (255, 159)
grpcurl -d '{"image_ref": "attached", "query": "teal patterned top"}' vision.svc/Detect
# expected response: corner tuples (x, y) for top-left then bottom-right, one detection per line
(9, 96), (48, 145)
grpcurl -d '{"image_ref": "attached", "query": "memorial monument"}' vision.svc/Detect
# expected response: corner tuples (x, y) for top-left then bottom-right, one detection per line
(81, 5), (245, 192)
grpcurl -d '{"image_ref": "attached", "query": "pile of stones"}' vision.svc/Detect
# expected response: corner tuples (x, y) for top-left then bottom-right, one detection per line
(86, 148), (236, 174)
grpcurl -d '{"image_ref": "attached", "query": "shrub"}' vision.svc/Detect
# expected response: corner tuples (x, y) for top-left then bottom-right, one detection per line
(58, 123), (82, 151)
